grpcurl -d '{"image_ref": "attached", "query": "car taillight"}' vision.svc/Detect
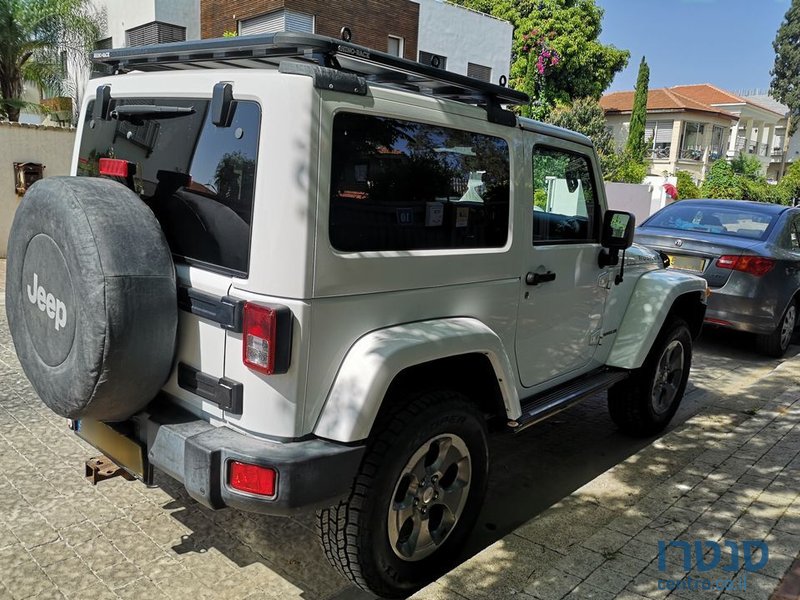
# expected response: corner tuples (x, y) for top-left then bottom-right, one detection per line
(229, 461), (276, 497)
(715, 255), (776, 277)
(242, 301), (293, 375)
(98, 158), (130, 177)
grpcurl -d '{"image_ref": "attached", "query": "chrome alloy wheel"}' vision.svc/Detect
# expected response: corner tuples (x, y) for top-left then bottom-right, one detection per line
(651, 340), (685, 415)
(780, 304), (797, 351)
(387, 434), (472, 562)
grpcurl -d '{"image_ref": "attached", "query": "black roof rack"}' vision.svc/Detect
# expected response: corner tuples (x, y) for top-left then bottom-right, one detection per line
(91, 32), (529, 110)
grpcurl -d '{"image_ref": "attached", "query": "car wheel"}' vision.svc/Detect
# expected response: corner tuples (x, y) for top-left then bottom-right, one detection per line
(755, 301), (797, 358)
(317, 390), (488, 598)
(608, 317), (692, 437)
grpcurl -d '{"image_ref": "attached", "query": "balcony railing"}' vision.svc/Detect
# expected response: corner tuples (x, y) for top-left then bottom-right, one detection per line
(679, 147), (704, 161)
(650, 146), (671, 160)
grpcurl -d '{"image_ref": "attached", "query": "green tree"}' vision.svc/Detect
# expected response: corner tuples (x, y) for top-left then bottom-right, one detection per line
(730, 152), (764, 179)
(676, 171), (700, 200)
(0, 0), (102, 122)
(771, 0), (800, 134)
(778, 160), (800, 203)
(450, 0), (629, 118)
(701, 160), (744, 199)
(547, 97), (615, 156)
(626, 57), (649, 161)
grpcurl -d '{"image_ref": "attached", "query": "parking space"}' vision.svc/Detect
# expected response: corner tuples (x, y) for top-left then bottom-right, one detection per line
(0, 260), (797, 600)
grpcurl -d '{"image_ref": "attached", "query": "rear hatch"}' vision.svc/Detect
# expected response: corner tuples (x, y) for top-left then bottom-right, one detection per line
(635, 230), (764, 288)
(75, 93), (261, 421)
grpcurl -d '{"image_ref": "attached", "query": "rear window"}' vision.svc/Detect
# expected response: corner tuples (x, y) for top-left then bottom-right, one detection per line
(644, 204), (777, 241)
(329, 112), (510, 252)
(78, 97), (260, 276)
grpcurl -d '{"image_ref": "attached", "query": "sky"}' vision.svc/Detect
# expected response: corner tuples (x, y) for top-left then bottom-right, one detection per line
(595, 0), (792, 94)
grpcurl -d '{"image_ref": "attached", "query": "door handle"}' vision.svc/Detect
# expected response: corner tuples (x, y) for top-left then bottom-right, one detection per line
(526, 271), (557, 286)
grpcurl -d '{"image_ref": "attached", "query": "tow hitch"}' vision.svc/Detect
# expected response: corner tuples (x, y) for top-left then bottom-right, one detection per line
(85, 456), (135, 485)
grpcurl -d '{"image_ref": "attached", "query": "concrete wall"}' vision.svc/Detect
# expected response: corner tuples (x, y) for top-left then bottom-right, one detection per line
(0, 123), (76, 258)
(156, 0), (201, 40)
(605, 176), (676, 225)
(414, 0), (512, 83)
(95, 0), (200, 47)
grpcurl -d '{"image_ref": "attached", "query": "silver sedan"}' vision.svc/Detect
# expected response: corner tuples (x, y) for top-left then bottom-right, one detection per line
(635, 199), (800, 357)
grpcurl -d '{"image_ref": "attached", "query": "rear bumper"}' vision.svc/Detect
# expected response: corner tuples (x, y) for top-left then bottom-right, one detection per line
(705, 288), (779, 335)
(133, 406), (364, 516)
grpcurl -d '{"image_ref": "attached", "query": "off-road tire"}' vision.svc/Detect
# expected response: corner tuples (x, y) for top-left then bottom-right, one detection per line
(608, 317), (692, 437)
(5, 176), (177, 421)
(755, 301), (796, 358)
(317, 391), (488, 599)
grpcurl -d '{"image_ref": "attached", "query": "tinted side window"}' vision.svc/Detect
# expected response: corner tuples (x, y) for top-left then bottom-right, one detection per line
(790, 216), (800, 250)
(532, 146), (599, 244)
(78, 98), (260, 276)
(329, 113), (510, 252)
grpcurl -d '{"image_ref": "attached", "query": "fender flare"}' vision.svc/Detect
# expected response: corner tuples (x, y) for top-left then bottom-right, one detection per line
(313, 318), (520, 443)
(606, 270), (707, 370)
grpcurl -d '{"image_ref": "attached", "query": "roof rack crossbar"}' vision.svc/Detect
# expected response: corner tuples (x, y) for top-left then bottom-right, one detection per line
(92, 32), (528, 114)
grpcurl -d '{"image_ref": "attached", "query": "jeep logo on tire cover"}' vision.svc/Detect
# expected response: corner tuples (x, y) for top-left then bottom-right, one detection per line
(27, 273), (67, 331)
(21, 234), (76, 367)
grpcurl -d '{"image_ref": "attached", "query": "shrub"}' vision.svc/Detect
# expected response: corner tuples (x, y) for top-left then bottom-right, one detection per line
(675, 171), (700, 200)
(604, 151), (647, 184)
(779, 161), (800, 204)
(701, 160), (743, 199)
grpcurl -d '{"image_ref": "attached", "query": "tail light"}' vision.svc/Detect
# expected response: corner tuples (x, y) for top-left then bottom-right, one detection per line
(229, 461), (276, 497)
(242, 301), (293, 375)
(715, 255), (776, 277)
(98, 158), (131, 178)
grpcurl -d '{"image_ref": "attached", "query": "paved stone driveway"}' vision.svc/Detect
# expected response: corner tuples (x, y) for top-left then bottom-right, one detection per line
(0, 259), (798, 600)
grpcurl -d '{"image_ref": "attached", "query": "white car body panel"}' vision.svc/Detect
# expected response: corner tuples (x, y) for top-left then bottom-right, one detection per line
(314, 317), (520, 442)
(71, 67), (706, 444)
(606, 269), (707, 369)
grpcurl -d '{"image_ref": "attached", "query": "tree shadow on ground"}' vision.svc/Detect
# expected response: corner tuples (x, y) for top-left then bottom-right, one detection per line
(158, 330), (799, 599)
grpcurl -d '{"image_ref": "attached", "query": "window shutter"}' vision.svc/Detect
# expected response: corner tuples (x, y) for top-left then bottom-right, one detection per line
(285, 10), (314, 33)
(467, 63), (491, 82)
(240, 10), (313, 35)
(125, 22), (186, 47)
(655, 121), (673, 143)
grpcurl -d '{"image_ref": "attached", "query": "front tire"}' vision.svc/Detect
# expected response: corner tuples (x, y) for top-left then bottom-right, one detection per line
(756, 301), (796, 358)
(608, 317), (692, 437)
(318, 391), (489, 598)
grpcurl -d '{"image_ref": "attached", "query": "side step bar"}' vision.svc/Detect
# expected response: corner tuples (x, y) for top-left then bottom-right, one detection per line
(509, 369), (629, 433)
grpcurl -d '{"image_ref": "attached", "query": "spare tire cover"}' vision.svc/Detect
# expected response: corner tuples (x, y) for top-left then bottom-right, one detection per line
(6, 176), (177, 421)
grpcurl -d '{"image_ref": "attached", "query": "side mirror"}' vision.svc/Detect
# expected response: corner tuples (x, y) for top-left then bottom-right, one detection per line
(601, 210), (635, 250)
(599, 210), (636, 274)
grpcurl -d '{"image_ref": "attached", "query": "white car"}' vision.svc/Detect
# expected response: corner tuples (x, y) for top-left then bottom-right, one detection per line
(5, 32), (707, 599)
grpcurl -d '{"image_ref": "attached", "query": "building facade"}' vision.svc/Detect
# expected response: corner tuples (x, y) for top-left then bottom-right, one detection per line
(203, 0), (420, 60)
(671, 85), (787, 179)
(601, 84), (795, 184)
(200, 0), (513, 83)
(601, 87), (739, 182)
(739, 92), (799, 182)
(93, 0), (201, 48)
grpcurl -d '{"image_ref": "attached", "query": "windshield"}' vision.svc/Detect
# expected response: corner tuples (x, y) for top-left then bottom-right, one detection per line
(644, 204), (777, 241)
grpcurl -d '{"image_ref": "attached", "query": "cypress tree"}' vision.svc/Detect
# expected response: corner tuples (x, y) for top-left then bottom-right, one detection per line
(626, 56), (650, 162)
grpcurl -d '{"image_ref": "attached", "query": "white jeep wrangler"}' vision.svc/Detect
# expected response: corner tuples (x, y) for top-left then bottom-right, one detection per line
(6, 33), (707, 599)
